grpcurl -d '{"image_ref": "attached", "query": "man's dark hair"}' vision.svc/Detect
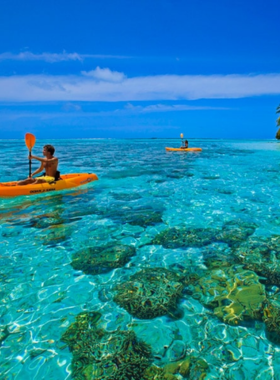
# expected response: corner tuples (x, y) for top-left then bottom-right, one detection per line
(44, 144), (55, 155)
(185, 140), (188, 143)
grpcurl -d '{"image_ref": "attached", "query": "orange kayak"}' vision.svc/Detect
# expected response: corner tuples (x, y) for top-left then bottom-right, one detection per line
(165, 147), (202, 152)
(0, 173), (98, 197)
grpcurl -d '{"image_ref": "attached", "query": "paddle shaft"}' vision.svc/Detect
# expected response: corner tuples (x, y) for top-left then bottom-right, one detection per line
(29, 150), (32, 177)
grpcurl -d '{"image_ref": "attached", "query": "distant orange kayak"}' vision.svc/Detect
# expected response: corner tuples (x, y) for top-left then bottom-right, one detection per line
(165, 147), (202, 152)
(0, 173), (98, 197)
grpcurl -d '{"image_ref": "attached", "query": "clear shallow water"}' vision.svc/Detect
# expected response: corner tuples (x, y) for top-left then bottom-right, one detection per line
(1, 139), (280, 379)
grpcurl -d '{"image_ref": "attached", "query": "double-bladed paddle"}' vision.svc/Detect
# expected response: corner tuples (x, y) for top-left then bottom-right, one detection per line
(25, 133), (36, 178)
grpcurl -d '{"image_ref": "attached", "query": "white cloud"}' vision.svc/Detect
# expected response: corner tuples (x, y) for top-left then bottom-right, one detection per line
(0, 52), (129, 62)
(81, 67), (126, 82)
(125, 103), (228, 112)
(0, 70), (280, 102)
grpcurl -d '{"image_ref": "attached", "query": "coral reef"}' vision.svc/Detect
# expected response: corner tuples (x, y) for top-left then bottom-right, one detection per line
(151, 227), (218, 249)
(123, 208), (163, 227)
(263, 299), (280, 344)
(215, 220), (256, 247)
(42, 225), (73, 246)
(71, 244), (136, 275)
(96, 204), (164, 227)
(202, 244), (235, 270)
(0, 325), (10, 345)
(235, 235), (280, 262)
(111, 192), (142, 201)
(234, 235), (280, 286)
(188, 266), (266, 325)
(142, 356), (209, 380)
(114, 268), (184, 319)
(151, 221), (256, 250)
(61, 311), (152, 380)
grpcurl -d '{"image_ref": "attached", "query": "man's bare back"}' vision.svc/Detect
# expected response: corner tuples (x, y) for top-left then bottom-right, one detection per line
(18, 144), (59, 185)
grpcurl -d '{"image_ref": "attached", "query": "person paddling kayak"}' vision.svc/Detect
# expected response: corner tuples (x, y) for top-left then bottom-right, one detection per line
(18, 144), (59, 185)
(180, 140), (189, 149)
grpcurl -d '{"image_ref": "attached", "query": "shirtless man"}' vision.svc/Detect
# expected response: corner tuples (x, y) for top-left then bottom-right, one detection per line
(181, 140), (189, 149)
(18, 144), (59, 185)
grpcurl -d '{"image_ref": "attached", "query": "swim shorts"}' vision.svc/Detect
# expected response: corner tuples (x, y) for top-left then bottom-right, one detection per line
(36, 176), (55, 183)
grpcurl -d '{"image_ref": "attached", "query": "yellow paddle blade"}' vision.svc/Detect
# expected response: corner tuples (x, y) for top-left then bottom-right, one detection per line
(25, 133), (36, 151)
(180, 133), (184, 139)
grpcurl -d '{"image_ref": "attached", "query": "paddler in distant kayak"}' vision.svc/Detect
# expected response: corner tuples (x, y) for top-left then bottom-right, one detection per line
(180, 140), (189, 149)
(18, 144), (59, 185)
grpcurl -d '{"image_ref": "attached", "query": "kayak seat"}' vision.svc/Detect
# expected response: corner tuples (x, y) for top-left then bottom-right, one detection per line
(42, 171), (62, 182)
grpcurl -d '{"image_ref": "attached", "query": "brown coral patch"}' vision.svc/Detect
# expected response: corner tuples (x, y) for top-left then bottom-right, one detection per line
(71, 244), (136, 275)
(114, 268), (184, 319)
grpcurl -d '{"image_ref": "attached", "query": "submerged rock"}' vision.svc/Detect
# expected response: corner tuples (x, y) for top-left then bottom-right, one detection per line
(114, 267), (184, 319)
(61, 311), (152, 380)
(71, 244), (136, 275)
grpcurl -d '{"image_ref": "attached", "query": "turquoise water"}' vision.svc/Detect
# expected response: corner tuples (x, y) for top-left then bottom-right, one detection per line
(1, 139), (280, 379)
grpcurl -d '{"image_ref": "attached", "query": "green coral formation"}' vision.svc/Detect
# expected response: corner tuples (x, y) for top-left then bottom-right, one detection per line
(188, 266), (266, 325)
(61, 311), (152, 380)
(142, 357), (209, 380)
(215, 220), (256, 247)
(234, 235), (280, 286)
(42, 225), (73, 246)
(151, 227), (218, 249)
(123, 209), (163, 227)
(96, 204), (164, 227)
(71, 244), (136, 275)
(111, 192), (142, 201)
(235, 235), (280, 261)
(263, 300), (280, 344)
(0, 325), (10, 345)
(114, 268), (184, 319)
(202, 244), (235, 270)
(28, 212), (67, 229)
(151, 221), (256, 250)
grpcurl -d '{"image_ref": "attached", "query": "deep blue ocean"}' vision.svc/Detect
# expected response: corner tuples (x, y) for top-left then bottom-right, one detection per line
(1, 138), (280, 379)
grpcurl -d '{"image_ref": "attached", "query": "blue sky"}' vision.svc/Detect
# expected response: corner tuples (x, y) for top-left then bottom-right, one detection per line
(0, 0), (280, 139)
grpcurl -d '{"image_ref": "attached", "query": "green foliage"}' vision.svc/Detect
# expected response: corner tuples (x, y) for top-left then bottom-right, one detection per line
(276, 127), (280, 140)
